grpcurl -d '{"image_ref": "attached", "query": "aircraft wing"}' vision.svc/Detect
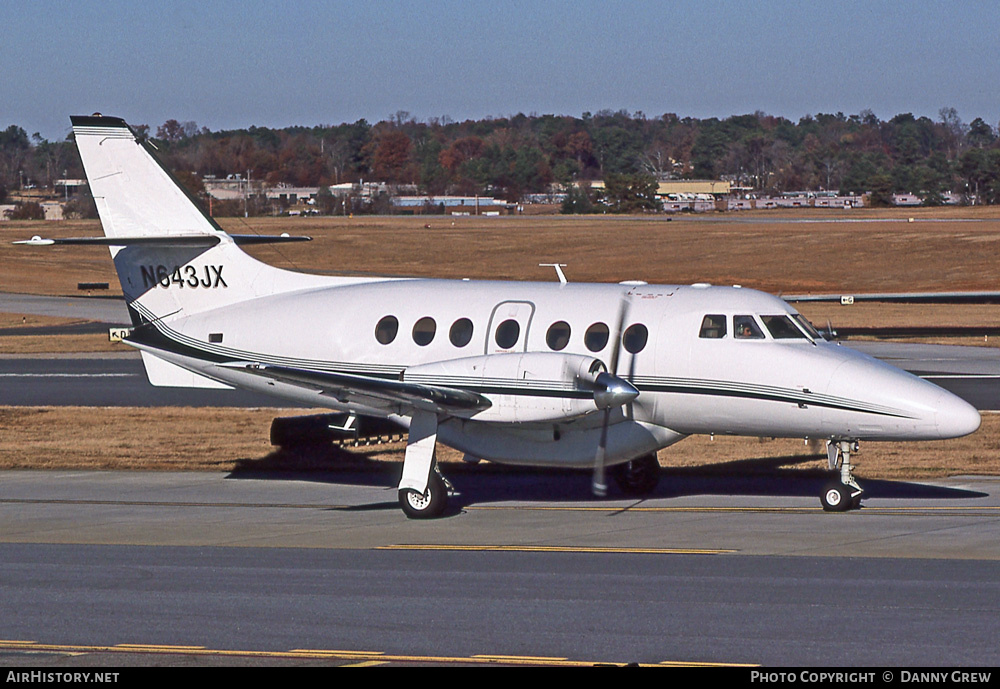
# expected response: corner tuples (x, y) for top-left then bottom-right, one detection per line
(222, 362), (492, 416)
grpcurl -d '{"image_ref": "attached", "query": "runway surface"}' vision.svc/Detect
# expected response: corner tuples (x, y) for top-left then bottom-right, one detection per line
(0, 292), (129, 323)
(0, 354), (292, 407)
(1, 470), (999, 666)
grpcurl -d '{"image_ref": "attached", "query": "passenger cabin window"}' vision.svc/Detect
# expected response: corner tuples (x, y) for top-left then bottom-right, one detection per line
(699, 314), (727, 339)
(734, 315), (765, 340)
(495, 319), (520, 349)
(585, 322), (610, 352)
(449, 318), (474, 347)
(761, 315), (807, 339)
(623, 323), (648, 353)
(375, 315), (398, 344)
(412, 317), (437, 346)
(546, 321), (571, 351)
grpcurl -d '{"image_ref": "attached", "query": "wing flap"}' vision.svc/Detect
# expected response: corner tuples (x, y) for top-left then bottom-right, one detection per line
(221, 362), (491, 415)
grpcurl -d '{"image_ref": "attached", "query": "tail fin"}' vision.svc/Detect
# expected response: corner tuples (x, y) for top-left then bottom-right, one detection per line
(71, 115), (338, 325)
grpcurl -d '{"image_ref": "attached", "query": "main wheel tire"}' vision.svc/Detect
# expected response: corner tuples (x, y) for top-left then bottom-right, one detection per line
(611, 453), (660, 496)
(399, 471), (448, 519)
(820, 482), (852, 512)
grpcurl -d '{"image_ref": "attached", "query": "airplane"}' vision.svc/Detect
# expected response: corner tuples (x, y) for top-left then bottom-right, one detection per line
(16, 114), (983, 518)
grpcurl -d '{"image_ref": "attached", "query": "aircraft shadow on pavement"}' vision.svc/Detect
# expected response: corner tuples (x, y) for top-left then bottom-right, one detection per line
(226, 447), (988, 512)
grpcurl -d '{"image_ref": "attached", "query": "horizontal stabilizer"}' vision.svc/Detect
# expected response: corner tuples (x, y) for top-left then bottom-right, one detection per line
(14, 234), (310, 247)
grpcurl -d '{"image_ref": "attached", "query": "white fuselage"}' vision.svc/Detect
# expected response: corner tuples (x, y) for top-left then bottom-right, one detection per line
(134, 278), (981, 468)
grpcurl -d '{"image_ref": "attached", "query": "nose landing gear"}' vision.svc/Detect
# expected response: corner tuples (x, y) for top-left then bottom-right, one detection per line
(821, 440), (863, 512)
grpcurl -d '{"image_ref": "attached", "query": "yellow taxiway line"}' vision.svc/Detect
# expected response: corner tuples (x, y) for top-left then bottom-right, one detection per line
(0, 640), (756, 667)
(378, 544), (736, 554)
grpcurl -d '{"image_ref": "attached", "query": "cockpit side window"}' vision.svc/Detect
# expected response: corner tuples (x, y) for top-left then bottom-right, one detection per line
(761, 315), (807, 339)
(734, 315), (765, 339)
(699, 314), (727, 339)
(792, 313), (822, 339)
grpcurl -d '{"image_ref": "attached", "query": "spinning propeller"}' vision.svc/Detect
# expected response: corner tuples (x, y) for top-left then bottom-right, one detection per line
(591, 294), (640, 496)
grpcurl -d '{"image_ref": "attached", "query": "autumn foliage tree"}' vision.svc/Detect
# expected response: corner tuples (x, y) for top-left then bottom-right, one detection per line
(4, 109), (1000, 209)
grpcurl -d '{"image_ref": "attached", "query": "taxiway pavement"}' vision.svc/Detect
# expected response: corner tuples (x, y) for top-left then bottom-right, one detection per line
(1, 470), (998, 666)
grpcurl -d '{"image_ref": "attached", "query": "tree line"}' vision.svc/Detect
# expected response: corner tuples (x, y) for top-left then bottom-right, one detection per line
(3, 107), (1000, 213)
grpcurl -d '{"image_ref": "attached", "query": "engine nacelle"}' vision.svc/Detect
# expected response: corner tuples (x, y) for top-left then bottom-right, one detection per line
(404, 352), (615, 423)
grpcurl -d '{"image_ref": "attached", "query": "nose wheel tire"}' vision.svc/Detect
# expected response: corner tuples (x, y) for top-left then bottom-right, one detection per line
(399, 470), (448, 519)
(821, 481), (859, 512)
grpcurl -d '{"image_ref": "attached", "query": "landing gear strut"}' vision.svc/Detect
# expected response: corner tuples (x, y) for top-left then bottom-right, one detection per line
(821, 440), (863, 512)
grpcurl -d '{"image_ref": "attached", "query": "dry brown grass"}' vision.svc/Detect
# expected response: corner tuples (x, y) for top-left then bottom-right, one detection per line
(1, 405), (995, 479)
(4, 206), (1000, 296)
(5, 208), (1000, 352)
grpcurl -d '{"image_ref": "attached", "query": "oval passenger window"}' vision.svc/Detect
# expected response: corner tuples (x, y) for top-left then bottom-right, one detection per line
(375, 315), (398, 344)
(412, 317), (436, 346)
(546, 321), (571, 351)
(450, 318), (474, 347)
(623, 323), (648, 353)
(584, 322), (609, 352)
(495, 319), (520, 349)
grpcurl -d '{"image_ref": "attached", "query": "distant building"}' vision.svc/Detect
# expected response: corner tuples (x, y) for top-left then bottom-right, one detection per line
(590, 179), (731, 198)
(392, 196), (510, 213)
(892, 193), (922, 206)
(54, 179), (88, 197)
(656, 180), (731, 196)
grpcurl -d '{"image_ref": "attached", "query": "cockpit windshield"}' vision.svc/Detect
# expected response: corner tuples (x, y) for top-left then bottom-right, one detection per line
(792, 313), (821, 339)
(700, 313), (820, 342)
(761, 315), (808, 339)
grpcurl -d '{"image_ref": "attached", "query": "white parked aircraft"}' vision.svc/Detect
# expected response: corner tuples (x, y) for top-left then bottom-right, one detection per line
(17, 115), (982, 517)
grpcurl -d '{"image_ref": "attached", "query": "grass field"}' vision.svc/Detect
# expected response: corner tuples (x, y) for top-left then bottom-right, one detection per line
(2, 208), (999, 478)
(5, 206), (1000, 295)
(0, 406), (995, 480)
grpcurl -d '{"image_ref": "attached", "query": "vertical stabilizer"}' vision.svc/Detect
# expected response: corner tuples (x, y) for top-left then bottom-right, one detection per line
(71, 115), (339, 324)
(71, 115), (222, 240)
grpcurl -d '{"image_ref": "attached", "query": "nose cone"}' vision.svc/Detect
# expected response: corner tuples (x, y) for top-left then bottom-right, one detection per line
(826, 353), (981, 440)
(933, 387), (981, 439)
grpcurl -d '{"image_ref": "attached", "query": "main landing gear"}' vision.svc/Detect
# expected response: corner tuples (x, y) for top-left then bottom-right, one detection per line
(821, 440), (863, 512)
(397, 411), (453, 519)
(611, 453), (661, 496)
(399, 467), (450, 519)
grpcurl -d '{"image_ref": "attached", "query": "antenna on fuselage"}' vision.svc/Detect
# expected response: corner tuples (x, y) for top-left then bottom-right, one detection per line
(539, 263), (567, 285)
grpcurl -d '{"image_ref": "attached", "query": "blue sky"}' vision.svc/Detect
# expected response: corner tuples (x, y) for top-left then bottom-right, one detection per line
(3, 0), (998, 141)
